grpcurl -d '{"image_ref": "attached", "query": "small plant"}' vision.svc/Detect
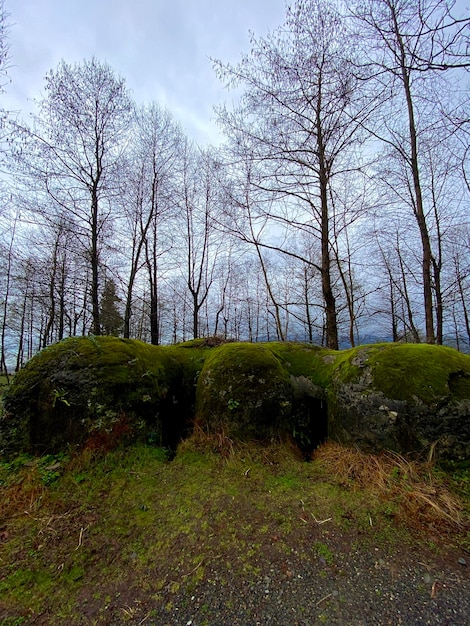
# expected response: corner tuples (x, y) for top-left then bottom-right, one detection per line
(292, 425), (311, 451)
(52, 388), (71, 407)
(314, 541), (334, 565)
(37, 453), (69, 485)
(227, 398), (240, 411)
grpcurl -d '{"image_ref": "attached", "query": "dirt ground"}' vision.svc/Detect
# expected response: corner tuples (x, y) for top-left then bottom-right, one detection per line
(1, 444), (469, 625)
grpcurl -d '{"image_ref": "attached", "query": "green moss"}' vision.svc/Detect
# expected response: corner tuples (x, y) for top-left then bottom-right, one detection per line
(267, 342), (331, 387)
(196, 342), (292, 440)
(363, 343), (470, 402)
(0, 568), (55, 610)
(1, 337), (210, 455)
(4, 338), (470, 457)
(317, 342), (470, 403)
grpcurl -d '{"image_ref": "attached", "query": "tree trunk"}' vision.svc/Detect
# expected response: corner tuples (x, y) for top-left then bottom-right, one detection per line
(90, 186), (101, 335)
(393, 6), (435, 343)
(317, 106), (338, 350)
(303, 267), (314, 343)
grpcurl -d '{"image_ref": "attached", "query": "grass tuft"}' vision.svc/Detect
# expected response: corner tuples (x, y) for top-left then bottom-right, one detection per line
(313, 442), (464, 529)
(179, 423), (237, 459)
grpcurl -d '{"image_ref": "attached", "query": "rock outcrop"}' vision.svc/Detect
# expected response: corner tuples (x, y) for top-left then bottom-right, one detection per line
(1, 337), (469, 460)
(0, 336), (206, 454)
(327, 343), (470, 460)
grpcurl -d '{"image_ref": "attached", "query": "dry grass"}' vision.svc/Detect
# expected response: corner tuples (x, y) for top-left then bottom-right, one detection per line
(0, 465), (46, 523)
(313, 442), (464, 529)
(179, 423), (303, 466)
(179, 423), (238, 458)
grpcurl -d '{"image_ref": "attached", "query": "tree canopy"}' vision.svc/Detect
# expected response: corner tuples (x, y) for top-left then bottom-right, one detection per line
(1, 0), (469, 372)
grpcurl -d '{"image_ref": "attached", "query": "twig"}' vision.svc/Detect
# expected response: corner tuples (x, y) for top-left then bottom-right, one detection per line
(182, 560), (203, 578)
(138, 612), (151, 625)
(311, 513), (332, 524)
(316, 592), (332, 606)
(75, 526), (87, 550)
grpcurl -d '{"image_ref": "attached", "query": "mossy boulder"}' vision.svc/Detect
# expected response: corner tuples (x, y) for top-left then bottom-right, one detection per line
(195, 343), (293, 441)
(261, 342), (330, 452)
(327, 343), (470, 460)
(2, 338), (469, 461)
(0, 336), (206, 455)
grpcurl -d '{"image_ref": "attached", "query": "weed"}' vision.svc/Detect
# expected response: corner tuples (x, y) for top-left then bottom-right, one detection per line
(52, 388), (71, 407)
(314, 542), (334, 565)
(37, 453), (69, 485)
(227, 398), (240, 411)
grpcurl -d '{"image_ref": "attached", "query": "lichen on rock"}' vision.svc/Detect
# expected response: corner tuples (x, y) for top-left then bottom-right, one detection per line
(327, 343), (470, 460)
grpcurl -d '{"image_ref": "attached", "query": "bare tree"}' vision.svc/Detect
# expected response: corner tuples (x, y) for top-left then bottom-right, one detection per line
(0, 210), (17, 378)
(215, 0), (371, 349)
(179, 145), (221, 339)
(351, 0), (469, 343)
(12, 58), (132, 335)
(121, 102), (182, 341)
(0, 0), (11, 124)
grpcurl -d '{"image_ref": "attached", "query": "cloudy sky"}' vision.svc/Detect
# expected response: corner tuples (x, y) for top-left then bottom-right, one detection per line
(4, 0), (287, 144)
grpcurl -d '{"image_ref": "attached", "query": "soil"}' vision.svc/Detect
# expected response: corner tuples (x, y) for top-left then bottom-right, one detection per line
(1, 444), (469, 626)
(6, 513), (468, 626)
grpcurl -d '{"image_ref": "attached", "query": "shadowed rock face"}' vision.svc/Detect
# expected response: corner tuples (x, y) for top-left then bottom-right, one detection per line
(0, 336), (205, 455)
(195, 343), (293, 440)
(1, 338), (469, 460)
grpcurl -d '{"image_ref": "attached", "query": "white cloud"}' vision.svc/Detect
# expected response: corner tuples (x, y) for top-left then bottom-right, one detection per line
(4, 0), (286, 144)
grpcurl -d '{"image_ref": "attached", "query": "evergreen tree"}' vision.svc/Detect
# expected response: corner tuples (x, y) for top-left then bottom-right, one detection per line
(100, 280), (123, 336)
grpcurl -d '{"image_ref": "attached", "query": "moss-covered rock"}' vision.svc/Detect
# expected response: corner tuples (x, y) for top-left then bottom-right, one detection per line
(2, 338), (469, 460)
(262, 342), (329, 452)
(195, 342), (293, 441)
(1, 336), (206, 455)
(327, 343), (470, 460)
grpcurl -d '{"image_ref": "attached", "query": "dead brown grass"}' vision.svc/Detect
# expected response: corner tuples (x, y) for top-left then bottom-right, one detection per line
(179, 423), (237, 458)
(0, 466), (46, 524)
(179, 424), (303, 466)
(313, 442), (464, 529)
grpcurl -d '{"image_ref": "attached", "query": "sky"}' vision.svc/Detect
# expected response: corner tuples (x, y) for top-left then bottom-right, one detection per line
(3, 0), (287, 145)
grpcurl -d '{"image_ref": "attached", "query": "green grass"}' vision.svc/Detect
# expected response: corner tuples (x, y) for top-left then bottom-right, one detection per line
(0, 439), (468, 625)
(0, 374), (10, 419)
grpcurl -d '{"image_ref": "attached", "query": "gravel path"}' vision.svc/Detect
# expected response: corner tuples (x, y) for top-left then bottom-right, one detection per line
(122, 538), (470, 625)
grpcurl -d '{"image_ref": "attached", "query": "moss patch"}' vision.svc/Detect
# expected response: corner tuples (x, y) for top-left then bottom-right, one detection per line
(195, 342), (292, 440)
(367, 343), (470, 402)
(1, 337), (207, 455)
(266, 342), (329, 386)
(327, 343), (470, 403)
